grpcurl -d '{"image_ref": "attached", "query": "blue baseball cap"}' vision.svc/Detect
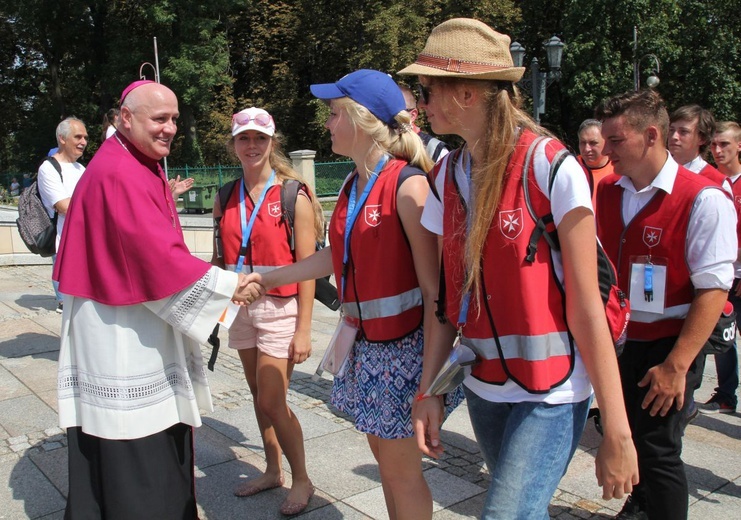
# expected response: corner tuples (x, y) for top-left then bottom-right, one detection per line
(310, 69), (405, 128)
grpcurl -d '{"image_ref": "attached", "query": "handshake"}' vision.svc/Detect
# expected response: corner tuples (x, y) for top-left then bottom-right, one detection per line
(232, 273), (267, 305)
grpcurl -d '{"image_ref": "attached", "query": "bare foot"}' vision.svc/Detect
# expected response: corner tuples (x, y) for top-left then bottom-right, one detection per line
(280, 479), (314, 515)
(234, 472), (284, 497)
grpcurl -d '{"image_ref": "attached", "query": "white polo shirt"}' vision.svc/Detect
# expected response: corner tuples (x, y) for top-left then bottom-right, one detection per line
(37, 159), (86, 248)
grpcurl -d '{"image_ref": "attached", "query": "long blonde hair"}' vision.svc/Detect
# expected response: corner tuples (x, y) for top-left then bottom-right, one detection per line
(445, 79), (547, 303)
(333, 97), (434, 173)
(228, 133), (325, 242)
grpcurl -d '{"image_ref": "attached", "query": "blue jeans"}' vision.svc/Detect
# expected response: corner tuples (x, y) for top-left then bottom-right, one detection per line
(464, 386), (590, 520)
(52, 254), (62, 303)
(712, 284), (740, 407)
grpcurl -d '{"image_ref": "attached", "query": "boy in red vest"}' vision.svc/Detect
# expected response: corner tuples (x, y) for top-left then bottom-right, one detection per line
(595, 90), (737, 520)
(702, 121), (741, 414)
(669, 104), (728, 188)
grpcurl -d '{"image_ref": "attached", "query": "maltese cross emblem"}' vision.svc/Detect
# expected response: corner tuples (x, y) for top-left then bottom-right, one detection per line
(642, 226), (662, 248)
(365, 205), (381, 227)
(499, 208), (523, 240)
(267, 201), (282, 218)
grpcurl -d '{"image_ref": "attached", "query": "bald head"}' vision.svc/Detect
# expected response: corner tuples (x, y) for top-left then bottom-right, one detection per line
(118, 83), (179, 161)
(121, 83), (176, 113)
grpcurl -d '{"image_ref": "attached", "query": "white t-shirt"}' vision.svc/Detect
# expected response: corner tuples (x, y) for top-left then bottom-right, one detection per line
(421, 140), (595, 405)
(37, 159), (86, 247)
(105, 125), (116, 139)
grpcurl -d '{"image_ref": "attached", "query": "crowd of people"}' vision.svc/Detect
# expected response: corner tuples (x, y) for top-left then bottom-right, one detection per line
(36, 16), (738, 520)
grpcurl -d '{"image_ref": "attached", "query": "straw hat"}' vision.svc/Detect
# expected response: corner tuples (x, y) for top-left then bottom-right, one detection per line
(398, 18), (525, 82)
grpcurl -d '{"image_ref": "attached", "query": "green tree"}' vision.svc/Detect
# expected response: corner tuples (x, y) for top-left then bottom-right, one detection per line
(559, 0), (741, 147)
(2, 0), (740, 172)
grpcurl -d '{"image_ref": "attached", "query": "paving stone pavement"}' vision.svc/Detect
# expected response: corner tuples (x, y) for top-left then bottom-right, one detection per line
(0, 264), (739, 519)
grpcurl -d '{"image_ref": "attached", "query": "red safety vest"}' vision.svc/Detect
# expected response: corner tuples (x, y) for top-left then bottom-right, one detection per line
(221, 182), (298, 297)
(596, 167), (721, 340)
(329, 159), (423, 342)
(730, 176), (741, 245)
(442, 130), (575, 393)
(698, 163), (727, 187)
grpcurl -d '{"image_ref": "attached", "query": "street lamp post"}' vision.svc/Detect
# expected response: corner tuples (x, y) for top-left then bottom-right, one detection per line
(509, 36), (564, 123)
(138, 37), (169, 176)
(633, 27), (661, 91)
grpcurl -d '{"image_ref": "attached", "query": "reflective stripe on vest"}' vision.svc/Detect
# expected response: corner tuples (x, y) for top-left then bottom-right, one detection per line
(461, 331), (571, 361)
(342, 287), (422, 320)
(630, 303), (691, 323)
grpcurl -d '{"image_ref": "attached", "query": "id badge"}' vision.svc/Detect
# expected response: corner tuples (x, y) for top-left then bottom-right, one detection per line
(314, 315), (359, 379)
(629, 255), (668, 314)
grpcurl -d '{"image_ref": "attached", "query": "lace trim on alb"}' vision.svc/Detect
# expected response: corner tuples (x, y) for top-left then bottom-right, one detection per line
(162, 270), (213, 330)
(58, 364), (196, 410)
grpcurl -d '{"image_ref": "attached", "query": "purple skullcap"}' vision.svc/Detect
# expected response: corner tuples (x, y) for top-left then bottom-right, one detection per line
(120, 80), (156, 104)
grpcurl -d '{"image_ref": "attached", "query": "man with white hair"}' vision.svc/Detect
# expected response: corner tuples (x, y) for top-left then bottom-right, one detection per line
(37, 116), (88, 312)
(54, 80), (258, 519)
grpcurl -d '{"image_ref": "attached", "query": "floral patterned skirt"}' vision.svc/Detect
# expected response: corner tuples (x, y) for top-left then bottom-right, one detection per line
(331, 326), (465, 439)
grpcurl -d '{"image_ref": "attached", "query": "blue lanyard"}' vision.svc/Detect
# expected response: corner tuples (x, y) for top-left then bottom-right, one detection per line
(236, 170), (276, 272)
(341, 155), (389, 300)
(457, 150), (473, 327)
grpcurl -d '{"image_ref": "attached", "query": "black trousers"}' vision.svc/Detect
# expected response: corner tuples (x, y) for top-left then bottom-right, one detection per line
(619, 337), (705, 520)
(65, 423), (197, 520)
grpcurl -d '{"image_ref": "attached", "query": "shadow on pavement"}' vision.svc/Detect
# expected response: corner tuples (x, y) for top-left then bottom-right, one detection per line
(8, 438), (67, 519)
(0, 332), (60, 359)
(15, 293), (57, 313)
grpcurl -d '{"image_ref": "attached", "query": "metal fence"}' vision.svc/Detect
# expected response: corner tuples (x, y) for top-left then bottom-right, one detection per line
(167, 161), (352, 197)
(313, 161), (352, 197)
(1, 160), (353, 204)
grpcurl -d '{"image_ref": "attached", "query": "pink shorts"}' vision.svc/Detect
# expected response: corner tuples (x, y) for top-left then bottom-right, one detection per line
(228, 295), (298, 359)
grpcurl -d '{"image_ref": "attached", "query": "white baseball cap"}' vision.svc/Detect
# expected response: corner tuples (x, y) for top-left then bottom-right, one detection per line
(231, 107), (276, 137)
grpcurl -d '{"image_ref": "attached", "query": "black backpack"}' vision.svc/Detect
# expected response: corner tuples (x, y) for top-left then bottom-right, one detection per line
(16, 158), (62, 257)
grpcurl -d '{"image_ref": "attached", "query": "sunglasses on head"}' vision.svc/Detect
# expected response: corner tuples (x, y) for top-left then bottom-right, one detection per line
(232, 112), (274, 128)
(417, 84), (431, 105)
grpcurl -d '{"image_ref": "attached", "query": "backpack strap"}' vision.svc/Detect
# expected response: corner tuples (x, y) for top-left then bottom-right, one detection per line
(40, 157), (63, 216)
(435, 255), (448, 324)
(522, 138), (570, 262)
(434, 149), (463, 324)
(280, 179), (304, 252)
(45, 157), (63, 178)
(213, 179), (239, 260)
(217, 179), (239, 215)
